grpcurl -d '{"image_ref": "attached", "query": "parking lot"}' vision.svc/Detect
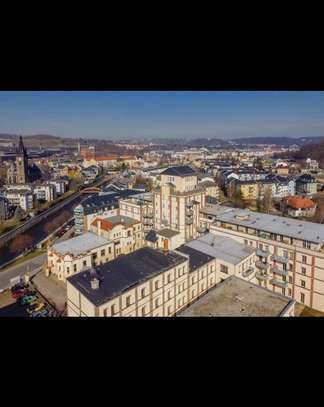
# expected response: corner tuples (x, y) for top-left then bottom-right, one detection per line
(0, 279), (57, 317)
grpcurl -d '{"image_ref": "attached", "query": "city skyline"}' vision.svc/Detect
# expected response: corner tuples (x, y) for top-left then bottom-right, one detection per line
(1, 91), (324, 140)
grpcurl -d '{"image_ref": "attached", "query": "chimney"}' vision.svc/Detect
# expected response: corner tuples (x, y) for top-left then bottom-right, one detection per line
(97, 219), (101, 237)
(91, 277), (100, 290)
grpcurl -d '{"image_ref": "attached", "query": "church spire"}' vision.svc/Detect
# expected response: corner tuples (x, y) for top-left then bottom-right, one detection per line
(17, 135), (26, 154)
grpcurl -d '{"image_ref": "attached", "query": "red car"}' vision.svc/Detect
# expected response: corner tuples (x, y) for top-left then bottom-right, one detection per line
(11, 289), (29, 299)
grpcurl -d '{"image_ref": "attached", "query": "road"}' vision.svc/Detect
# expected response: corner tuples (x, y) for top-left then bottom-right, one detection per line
(0, 226), (75, 291)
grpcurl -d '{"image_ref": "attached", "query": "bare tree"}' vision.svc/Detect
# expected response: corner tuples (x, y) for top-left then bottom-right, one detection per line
(262, 187), (273, 214)
(9, 235), (33, 254)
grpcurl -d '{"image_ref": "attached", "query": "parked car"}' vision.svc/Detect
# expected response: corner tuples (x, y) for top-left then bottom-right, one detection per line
(12, 289), (29, 299)
(27, 302), (45, 314)
(11, 283), (27, 293)
(18, 295), (38, 306)
(31, 309), (49, 317)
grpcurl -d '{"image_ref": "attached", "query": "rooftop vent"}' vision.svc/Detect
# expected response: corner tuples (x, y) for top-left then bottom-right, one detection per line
(91, 277), (100, 290)
(234, 213), (250, 221)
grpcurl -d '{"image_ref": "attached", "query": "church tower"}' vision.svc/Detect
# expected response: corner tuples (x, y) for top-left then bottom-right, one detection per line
(15, 136), (29, 184)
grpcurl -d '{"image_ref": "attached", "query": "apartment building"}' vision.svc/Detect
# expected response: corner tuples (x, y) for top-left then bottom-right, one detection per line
(49, 178), (69, 196)
(229, 176), (295, 201)
(90, 215), (143, 257)
(0, 196), (10, 220)
(66, 232), (256, 317)
(119, 193), (154, 233)
(200, 205), (324, 312)
(153, 165), (218, 241)
(34, 183), (57, 202)
(73, 190), (144, 235)
(296, 174), (317, 196)
(66, 247), (190, 317)
(46, 232), (114, 282)
(4, 188), (35, 211)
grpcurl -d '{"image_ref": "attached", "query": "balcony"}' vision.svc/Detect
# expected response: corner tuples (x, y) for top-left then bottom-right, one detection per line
(256, 249), (270, 258)
(197, 226), (207, 234)
(270, 279), (288, 289)
(242, 268), (255, 278)
(271, 255), (289, 264)
(271, 267), (288, 277)
(255, 271), (270, 281)
(255, 261), (269, 271)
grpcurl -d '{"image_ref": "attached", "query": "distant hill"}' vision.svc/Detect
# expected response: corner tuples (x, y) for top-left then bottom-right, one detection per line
(231, 136), (324, 147)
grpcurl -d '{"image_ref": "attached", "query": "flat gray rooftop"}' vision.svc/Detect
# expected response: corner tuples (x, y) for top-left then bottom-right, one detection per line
(157, 228), (180, 238)
(204, 205), (324, 244)
(185, 233), (254, 265)
(52, 232), (111, 257)
(180, 276), (293, 317)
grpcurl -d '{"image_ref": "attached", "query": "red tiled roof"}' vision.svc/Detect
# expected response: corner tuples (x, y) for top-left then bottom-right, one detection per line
(282, 196), (316, 209)
(91, 218), (115, 231)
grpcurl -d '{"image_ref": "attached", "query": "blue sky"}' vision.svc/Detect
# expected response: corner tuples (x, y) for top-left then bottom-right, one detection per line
(0, 91), (324, 139)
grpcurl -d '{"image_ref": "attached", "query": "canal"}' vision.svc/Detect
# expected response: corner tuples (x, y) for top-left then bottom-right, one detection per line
(0, 195), (86, 268)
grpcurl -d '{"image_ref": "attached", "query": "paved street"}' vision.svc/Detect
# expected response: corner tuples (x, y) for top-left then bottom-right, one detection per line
(0, 254), (46, 291)
(0, 226), (75, 291)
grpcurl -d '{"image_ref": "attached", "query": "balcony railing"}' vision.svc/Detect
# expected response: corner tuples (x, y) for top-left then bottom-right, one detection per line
(271, 267), (288, 277)
(256, 249), (270, 258)
(255, 261), (269, 271)
(255, 271), (270, 281)
(271, 255), (289, 264)
(270, 279), (288, 289)
(243, 268), (255, 278)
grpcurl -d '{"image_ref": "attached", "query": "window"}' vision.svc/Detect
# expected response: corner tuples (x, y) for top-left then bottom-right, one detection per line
(283, 276), (286, 282)
(301, 267), (306, 275)
(168, 306), (172, 316)
(167, 274), (171, 284)
(108, 247), (111, 254)
(101, 249), (105, 256)
(288, 288), (292, 296)
(126, 296), (131, 307)
(283, 250), (288, 259)
(302, 255), (307, 264)
(111, 305), (115, 316)
(104, 309), (108, 317)
(127, 230), (131, 237)
(220, 264), (228, 274)
(83, 260), (87, 267)
(73, 264), (77, 272)
(155, 281), (159, 291)
(168, 290), (172, 300)
(141, 288), (146, 298)
(282, 288), (286, 296)
(191, 277), (195, 285)
(289, 276), (293, 283)
(259, 243), (263, 250)
(141, 306), (145, 316)
(155, 298), (159, 308)
(301, 280), (306, 288)
(66, 267), (70, 274)
(300, 293), (305, 304)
